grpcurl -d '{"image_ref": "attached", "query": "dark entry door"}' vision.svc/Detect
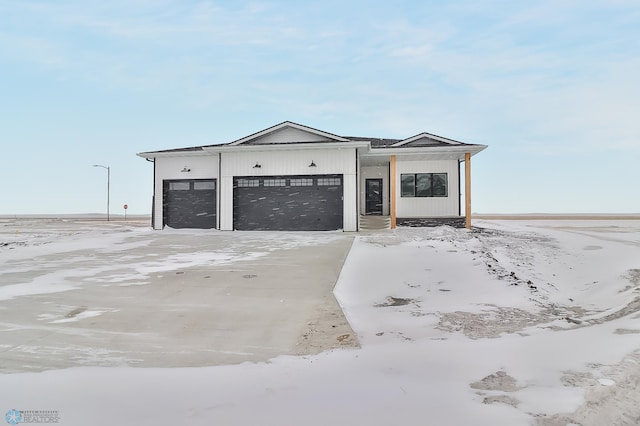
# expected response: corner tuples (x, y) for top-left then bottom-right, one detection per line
(163, 179), (217, 229)
(233, 175), (343, 231)
(365, 178), (383, 215)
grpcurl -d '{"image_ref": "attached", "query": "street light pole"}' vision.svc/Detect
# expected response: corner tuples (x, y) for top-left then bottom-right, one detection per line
(93, 164), (110, 221)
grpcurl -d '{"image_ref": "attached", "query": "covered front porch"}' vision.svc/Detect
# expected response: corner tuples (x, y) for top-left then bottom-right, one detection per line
(357, 150), (475, 230)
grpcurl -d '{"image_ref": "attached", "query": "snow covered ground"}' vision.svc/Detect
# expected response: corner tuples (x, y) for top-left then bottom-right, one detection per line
(1, 219), (639, 425)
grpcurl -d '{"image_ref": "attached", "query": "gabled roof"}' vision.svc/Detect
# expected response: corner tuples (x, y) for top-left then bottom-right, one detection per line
(228, 121), (350, 145)
(137, 121), (486, 159)
(390, 132), (464, 148)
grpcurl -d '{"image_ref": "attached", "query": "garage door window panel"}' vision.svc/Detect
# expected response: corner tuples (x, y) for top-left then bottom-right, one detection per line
(290, 178), (313, 187)
(237, 179), (259, 188)
(264, 179), (286, 187)
(318, 177), (341, 186)
(194, 181), (216, 190)
(169, 182), (190, 191)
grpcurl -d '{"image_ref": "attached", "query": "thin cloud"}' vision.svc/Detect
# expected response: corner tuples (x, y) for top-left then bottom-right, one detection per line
(2, 0), (638, 155)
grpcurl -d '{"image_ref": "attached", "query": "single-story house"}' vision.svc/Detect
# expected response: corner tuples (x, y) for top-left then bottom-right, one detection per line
(137, 121), (487, 231)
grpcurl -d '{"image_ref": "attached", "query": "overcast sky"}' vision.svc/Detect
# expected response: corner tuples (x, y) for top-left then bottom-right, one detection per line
(1, 0), (638, 215)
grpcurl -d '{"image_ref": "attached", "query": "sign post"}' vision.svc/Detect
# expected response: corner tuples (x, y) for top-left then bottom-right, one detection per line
(123, 204), (128, 220)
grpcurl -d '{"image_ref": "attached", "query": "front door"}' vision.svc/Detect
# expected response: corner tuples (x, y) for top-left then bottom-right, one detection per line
(365, 178), (383, 215)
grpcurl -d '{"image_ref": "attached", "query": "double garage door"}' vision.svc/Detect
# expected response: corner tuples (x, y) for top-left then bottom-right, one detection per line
(163, 179), (217, 229)
(233, 174), (343, 231)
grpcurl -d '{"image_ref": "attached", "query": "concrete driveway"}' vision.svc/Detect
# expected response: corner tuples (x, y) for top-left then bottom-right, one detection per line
(0, 219), (356, 373)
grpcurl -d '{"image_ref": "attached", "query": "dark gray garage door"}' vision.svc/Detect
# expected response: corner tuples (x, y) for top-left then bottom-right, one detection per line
(163, 179), (217, 229)
(233, 175), (343, 231)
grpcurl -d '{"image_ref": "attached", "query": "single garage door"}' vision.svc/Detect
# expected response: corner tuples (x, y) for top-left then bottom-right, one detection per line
(233, 175), (343, 231)
(163, 179), (217, 229)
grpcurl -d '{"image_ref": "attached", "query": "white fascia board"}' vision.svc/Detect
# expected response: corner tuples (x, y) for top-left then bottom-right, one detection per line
(136, 151), (217, 159)
(203, 141), (370, 153)
(365, 145), (488, 157)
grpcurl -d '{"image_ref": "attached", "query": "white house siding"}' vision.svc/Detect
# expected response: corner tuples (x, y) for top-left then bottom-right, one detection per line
(359, 165), (390, 215)
(219, 147), (358, 231)
(395, 159), (459, 217)
(153, 155), (219, 229)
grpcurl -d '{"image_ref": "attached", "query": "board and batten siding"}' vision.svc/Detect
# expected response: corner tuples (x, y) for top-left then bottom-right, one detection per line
(219, 148), (358, 231)
(395, 159), (460, 217)
(153, 155), (219, 229)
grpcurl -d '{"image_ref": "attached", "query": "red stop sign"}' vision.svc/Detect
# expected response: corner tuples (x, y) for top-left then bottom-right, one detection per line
(123, 204), (128, 210)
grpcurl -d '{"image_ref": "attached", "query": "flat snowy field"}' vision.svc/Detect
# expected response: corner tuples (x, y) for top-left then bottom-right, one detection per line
(1, 219), (639, 425)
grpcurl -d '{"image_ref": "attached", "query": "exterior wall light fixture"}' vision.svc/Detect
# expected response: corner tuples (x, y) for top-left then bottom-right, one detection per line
(309, 160), (317, 167)
(181, 167), (191, 172)
(253, 162), (262, 168)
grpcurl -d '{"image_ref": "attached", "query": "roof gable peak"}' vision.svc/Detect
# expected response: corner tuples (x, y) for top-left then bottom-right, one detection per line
(229, 121), (350, 146)
(390, 132), (464, 147)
